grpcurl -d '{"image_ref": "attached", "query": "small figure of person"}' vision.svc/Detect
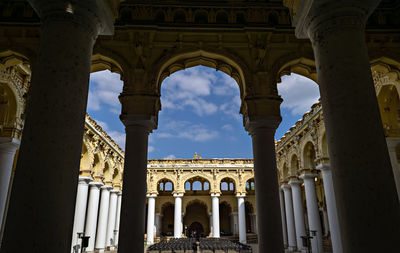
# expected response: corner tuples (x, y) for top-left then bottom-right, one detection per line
(192, 241), (197, 253)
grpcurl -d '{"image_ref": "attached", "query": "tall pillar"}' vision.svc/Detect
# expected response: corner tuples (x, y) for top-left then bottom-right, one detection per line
(84, 181), (103, 252)
(237, 194), (246, 243)
(173, 194), (183, 238)
(146, 194), (157, 244)
(118, 115), (156, 253)
(289, 1), (400, 251)
(106, 189), (119, 249)
(386, 138), (400, 199)
(114, 191), (122, 247)
(211, 194), (220, 238)
(95, 185), (112, 252)
(281, 185), (297, 251)
(246, 116), (284, 253)
(278, 189), (288, 248)
(0, 138), (19, 241)
(289, 179), (307, 252)
(71, 177), (92, 252)
(316, 163), (342, 253)
(0, 1), (114, 252)
(300, 173), (323, 253)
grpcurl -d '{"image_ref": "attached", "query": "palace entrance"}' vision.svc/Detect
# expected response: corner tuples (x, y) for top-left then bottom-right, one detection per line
(188, 222), (204, 238)
(183, 200), (209, 238)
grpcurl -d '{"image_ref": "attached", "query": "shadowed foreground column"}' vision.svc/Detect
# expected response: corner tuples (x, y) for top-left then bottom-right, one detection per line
(118, 115), (156, 253)
(246, 116), (284, 253)
(290, 1), (400, 251)
(0, 1), (113, 252)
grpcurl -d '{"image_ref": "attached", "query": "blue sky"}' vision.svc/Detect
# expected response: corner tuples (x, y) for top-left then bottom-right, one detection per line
(87, 66), (320, 159)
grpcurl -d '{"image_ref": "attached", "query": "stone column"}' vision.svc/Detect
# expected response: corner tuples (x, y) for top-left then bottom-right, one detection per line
(322, 208), (329, 236)
(173, 194), (183, 238)
(246, 116), (284, 253)
(237, 194), (247, 243)
(0, 1), (114, 252)
(146, 195), (157, 244)
(230, 212), (238, 235)
(386, 137), (400, 199)
(251, 213), (257, 234)
(118, 115), (156, 253)
(211, 194), (220, 238)
(95, 185), (112, 252)
(289, 179), (307, 252)
(114, 191), (122, 246)
(84, 181), (103, 252)
(281, 185), (297, 251)
(106, 189), (119, 249)
(0, 138), (19, 238)
(316, 163), (342, 253)
(300, 173), (323, 253)
(71, 177), (92, 252)
(279, 189), (288, 248)
(290, 1), (400, 251)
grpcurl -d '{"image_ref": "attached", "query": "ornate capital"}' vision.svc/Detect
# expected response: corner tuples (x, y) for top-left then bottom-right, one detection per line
(286, 0), (382, 40)
(28, 0), (116, 38)
(120, 114), (158, 133)
(244, 115), (282, 136)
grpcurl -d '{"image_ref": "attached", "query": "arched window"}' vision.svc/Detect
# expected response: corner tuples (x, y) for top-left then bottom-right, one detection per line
(185, 181), (191, 191)
(221, 182), (228, 191)
(251, 182), (255, 190)
(174, 10), (186, 23)
(194, 12), (208, 24)
(165, 182), (173, 191)
(203, 182), (210, 191)
(246, 181), (250, 190)
(159, 182), (164, 191)
(229, 182), (234, 191)
(216, 11), (228, 24)
(192, 181), (202, 191)
(155, 11), (165, 22)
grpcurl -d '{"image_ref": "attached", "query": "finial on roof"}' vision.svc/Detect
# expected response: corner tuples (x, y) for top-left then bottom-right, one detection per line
(194, 152), (198, 159)
(199, 154), (202, 159)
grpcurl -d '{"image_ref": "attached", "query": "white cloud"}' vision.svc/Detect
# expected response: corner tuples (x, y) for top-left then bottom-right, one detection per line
(154, 120), (219, 142)
(148, 146), (155, 153)
(221, 124), (234, 131)
(278, 73), (320, 116)
(107, 130), (126, 150)
(88, 71), (123, 114)
(164, 154), (176, 159)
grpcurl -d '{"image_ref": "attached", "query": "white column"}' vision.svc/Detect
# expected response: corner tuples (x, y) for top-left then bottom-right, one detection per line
(106, 189), (119, 249)
(322, 208), (329, 236)
(173, 194), (183, 238)
(0, 138), (19, 239)
(316, 163), (343, 253)
(84, 181), (103, 252)
(146, 194), (156, 244)
(300, 173), (323, 253)
(251, 213), (257, 234)
(114, 191), (122, 247)
(237, 194), (247, 243)
(281, 184), (297, 251)
(211, 193), (220, 238)
(71, 177), (92, 252)
(386, 137), (400, 199)
(289, 179), (307, 252)
(279, 189), (288, 248)
(95, 185), (112, 252)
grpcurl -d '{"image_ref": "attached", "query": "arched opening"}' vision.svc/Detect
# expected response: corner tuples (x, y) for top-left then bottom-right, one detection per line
(236, 12), (246, 24)
(183, 201), (209, 237)
(290, 154), (299, 177)
(161, 202), (174, 236)
(219, 201), (232, 236)
(245, 178), (255, 194)
(155, 10), (165, 22)
(158, 179), (174, 195)
(184, 176), (210, 195)
(220, 178), (235, 194)
(267, 12), (279, 26)
(282, 163), (289, 181)
(303, 142), (316, 170)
